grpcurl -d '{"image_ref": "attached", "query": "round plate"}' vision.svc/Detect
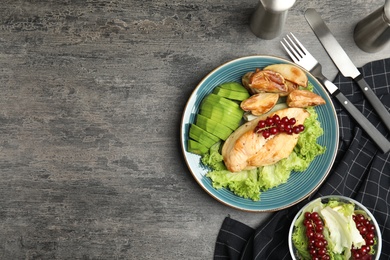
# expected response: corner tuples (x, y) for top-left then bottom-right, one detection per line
(180, 55), (339, 212)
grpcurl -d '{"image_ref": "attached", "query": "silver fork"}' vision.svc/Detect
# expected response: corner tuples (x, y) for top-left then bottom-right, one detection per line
(281, 33), (390, 154)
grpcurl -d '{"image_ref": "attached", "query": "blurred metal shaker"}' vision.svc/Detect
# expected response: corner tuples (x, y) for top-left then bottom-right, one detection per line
(353, 0), (390, 53)
(250, 0), (296, 40)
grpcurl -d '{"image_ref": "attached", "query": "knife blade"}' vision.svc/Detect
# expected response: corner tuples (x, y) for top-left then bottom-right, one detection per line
(305, 8), (390, 132)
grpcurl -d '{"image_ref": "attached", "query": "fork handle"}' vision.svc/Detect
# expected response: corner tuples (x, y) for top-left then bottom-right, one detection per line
(355, 75), (390, 132)
(332, 88), (390, 153)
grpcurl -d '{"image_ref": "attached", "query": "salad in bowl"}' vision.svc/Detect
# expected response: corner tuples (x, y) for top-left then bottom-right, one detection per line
(288, 195), (382, 260)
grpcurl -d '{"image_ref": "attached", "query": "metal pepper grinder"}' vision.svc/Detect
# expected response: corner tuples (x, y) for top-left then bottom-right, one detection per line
(353, 0), (390, 53)
(250, 0), (296, 40)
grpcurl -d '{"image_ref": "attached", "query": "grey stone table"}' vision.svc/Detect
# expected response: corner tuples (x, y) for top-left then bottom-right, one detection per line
(0, 0), (389, 259)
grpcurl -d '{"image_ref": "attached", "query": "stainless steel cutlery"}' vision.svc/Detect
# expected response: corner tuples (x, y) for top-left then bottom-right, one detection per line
(281, 33), (390, 153)
(304, 8), (390, 132)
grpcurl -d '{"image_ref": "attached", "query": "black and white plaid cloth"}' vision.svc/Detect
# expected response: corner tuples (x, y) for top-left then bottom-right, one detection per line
(214, 58), (390, 260)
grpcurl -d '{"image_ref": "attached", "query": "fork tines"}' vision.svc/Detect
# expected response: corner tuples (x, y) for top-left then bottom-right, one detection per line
(281, 33), (310, 63)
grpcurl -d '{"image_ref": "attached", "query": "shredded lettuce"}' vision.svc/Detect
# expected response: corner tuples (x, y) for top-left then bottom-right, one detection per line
(206, 169), (261, 201)
(294, 107), (326, 170)
(201, 142), (225, 171)
(203, 107), (325, 201)
(292, 222), (311, 260)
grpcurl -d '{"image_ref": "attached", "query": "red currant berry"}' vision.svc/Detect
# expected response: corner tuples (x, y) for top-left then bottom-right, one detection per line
(306, 223), (314, 230)
(366, 232), (375, 240)
(262, 130), (271, 139)
(315, 225), (324, 232)
(258, 120), (266, 128)
(317, 248), (327, 256)
(315, 240), (324, 248)
(367, 224), (375, 232)
(266, 117), (274, 126)
(269, 127), (279, 135)
(315, 233), (324, 240)
(281, 116), (289, 124)
(360, 245), (368, 255)
(293, 126), (301, 134)
(362, 245), (371, 254)
(288, 117), (296, 125)
(278, 123), (285, 132)
(359, 226), (367, 235)
(311, 212), (320, 220)
(357, 214), (365, 222)
(353, 251), (361, 259)
(306, 230), (315, 238)
(365, 238), (374, 246)
(309, 248), (317, 256)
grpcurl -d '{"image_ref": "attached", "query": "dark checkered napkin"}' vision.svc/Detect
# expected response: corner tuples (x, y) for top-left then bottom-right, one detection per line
(214, 58), (390, 260)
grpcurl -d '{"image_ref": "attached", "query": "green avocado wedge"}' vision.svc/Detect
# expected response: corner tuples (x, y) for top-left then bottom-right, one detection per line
(200, 100), (244, 121)
(189, 124), (220, 148)
(195, 114), (233, 140)
(199, 108), (241, 130)
(201, 94), (244, 117)
(218, 82), (248, 93)
(187, 83), (248, 155)
(202, 93), (241, 109)
(213, 86), (250, 101)
(187, 139), (209, 155)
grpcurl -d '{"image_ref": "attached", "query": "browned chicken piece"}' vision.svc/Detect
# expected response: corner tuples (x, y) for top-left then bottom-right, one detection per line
(242, 69), (288, 94)
(240, 93), (279, 116)
(285, 80), (299, 94)
(222, 108), (310, 172)
(263, 64), (308, 87)
(287, 89), (326, 108)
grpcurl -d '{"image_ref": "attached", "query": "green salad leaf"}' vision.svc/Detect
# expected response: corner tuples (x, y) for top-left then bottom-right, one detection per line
(201, 142), (225, 171)
(292, 222), (311, 260)
(206, 168), (261, 201)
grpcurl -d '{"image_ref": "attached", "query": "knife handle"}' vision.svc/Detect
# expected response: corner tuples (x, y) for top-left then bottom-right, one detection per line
(355, 75), (390, 132)
(333, 88), (390, 153)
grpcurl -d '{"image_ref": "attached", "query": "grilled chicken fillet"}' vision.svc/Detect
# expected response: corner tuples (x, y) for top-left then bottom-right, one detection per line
(222, 108), (310, 172)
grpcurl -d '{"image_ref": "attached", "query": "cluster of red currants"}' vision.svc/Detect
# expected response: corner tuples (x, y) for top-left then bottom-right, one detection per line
(254, 114), (305, 139)
(303, 212), (330, 260)
(351, 214), (376, 260)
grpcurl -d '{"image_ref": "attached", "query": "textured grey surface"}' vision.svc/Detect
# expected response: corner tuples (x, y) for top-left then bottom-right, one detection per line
(0, 0), (389, 259)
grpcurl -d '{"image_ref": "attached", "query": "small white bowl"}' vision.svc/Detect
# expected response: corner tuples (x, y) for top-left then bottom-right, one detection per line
(288, 195), (382, 260)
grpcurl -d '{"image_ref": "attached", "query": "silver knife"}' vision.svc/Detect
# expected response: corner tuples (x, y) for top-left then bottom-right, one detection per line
(305, 8), (390, 132)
